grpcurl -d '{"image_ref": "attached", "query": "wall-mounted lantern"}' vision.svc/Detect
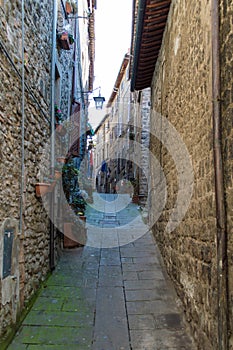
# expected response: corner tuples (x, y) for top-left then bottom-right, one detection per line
(93, 89), (105, 110)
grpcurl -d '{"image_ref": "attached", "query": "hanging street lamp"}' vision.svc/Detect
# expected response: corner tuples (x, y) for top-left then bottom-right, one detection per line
(93, 88), (105, 109)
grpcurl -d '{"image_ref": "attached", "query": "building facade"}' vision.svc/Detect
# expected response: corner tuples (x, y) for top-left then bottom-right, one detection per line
(0, 0), (95, 341)
(94, 53), (150, 208)
(131, 0), (233, 349)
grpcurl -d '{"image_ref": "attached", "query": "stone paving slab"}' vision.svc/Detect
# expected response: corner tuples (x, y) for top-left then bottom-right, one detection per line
(128, 314), (156, 330)
(27, 346), (91, 350)
(130, 329), (194, 349)
(40, 285), (83, 298)
(122, 262), (161, 272)
(120, 248), (158, 257)
(46, 278), (97, 289)
(98, 265), (123, 286)
(123, 271), (138, 280)
(23, 310), (94, 327)
(126, 300), (178, 315)
(125, 289), (174, 302)
(124, 279), (162, 290)
(93, 286), (129, 350)
(100, 249), (121, 266)
(132, 256), (160, 264)
(137, 270), (165, 280)
(7, 194), (196, 350)
(9, 325), (93, 346)
(5, 344), (28, 350)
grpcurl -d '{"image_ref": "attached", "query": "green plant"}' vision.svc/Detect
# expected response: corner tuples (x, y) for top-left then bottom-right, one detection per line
(71, 195), (86, 213)
(68, 34), (74, 44)
(62, 162), (79, 177)
(55, 105), (63, 123)
(72, 2), (77, 14)
(62, 160), (79, 200)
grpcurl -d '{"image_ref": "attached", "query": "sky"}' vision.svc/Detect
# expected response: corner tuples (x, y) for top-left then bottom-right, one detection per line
(88, 0), (133, 129)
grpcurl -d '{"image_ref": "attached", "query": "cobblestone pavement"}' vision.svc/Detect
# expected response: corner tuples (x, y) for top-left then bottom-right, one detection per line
(7, 194), (196, 349)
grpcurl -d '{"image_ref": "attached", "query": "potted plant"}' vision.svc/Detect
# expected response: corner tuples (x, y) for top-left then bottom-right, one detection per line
(68, 34), (74, 44)
(78, 211), (86, 222)
(55, 124), (67, 136)
(54, 105), (66, 136)
(70, 194), (86, 215)
(57, 31), (71, 50)
(71, 1), (78, 14)
(56, 156), (67, 164)
(55, 105), (62, 122)
(65, 0), (78, 15)
(62, 160), (79, 201)
(35, 182), (51, 197)
(35, 177), (56, 197)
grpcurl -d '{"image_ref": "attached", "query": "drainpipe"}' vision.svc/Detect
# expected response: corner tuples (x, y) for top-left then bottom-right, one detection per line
(211, 1), (228, 349)
(71, 17), (77, 114)
(49, 0), (58, 271)
(19, 0), (25, 236)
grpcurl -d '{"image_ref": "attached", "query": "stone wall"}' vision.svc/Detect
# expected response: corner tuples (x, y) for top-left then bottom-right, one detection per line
(0, 0), (53, 339)
(150, 1), (218, 348)
(138, 88), (150, 205)
(220, 1), (233, 348)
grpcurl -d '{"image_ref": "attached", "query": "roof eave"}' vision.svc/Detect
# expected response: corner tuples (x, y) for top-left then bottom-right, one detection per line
(131, 0), (171, 92)
(131, 0), (147, 92)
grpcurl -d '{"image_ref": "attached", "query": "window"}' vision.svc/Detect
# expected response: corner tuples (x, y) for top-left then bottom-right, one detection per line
(3, 229), (14, 279)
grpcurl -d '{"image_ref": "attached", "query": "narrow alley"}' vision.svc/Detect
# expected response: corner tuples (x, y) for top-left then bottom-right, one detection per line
(8, 194), (195, 350)
(1, 0), (233, 349)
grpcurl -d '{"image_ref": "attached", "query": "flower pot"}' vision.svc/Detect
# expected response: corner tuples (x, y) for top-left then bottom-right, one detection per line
(65, 1), (72, 14)
(56, 124), (62, 131)
(78, 215), (86, 222)
(57, 156), (66, 164)
(57, 33), (70, 50)
(54, 170), (62, 180)
(35, 183), (51, 197)
(63, 222), (80, 248)
(56, 124), (67, 136)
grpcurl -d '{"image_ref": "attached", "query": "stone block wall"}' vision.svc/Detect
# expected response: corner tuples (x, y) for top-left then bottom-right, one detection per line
(0, 0), (53, 339)
(220, 1), (233, 348)
(139, 88), (150, 204)
(150, 1), (218, 348)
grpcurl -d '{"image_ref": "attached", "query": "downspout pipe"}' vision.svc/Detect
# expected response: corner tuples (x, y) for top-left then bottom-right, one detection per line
(71, 17), (77, 114)
(211, 1), (228, 349)
(19, 0), (25, 236)
(49, 0), (58, 271)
